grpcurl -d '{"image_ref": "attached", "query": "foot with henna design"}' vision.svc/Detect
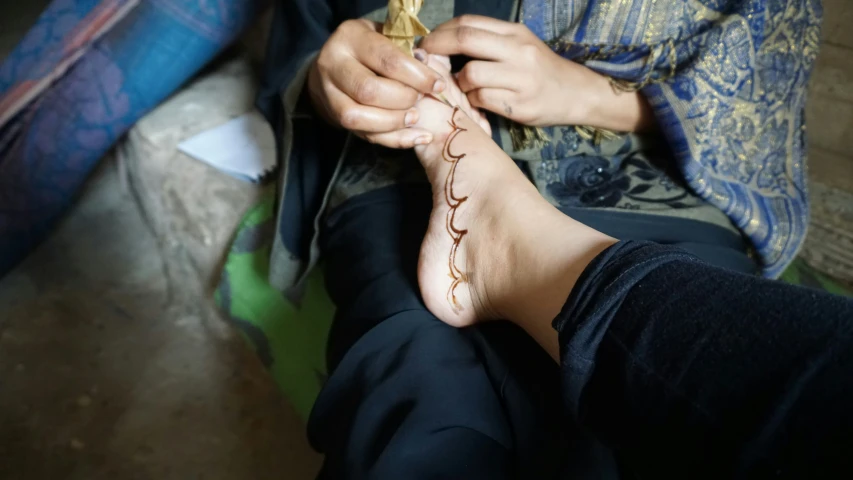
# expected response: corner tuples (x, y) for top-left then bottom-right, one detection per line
(412, 54), (617, 358)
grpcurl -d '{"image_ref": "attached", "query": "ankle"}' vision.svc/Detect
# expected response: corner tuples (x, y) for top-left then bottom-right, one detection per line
(485, 198), (616, 330)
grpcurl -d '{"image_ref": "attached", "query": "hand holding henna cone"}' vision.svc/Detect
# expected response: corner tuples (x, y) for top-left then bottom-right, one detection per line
(383, 0), (429, 54)
(384, 0), (455, 107)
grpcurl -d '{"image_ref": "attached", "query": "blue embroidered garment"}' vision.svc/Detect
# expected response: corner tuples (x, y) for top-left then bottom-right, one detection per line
(521, 0), (821, 277)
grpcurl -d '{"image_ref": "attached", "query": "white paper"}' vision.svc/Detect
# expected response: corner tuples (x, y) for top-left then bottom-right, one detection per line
(178, 111), (276, 183)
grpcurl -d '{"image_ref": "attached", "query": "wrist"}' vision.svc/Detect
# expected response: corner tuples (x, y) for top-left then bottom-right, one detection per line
(557, 63), (610, 127)
(562, 64), (657, 133)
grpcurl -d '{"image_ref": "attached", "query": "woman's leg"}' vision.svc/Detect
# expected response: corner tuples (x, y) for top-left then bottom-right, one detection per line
(406, 101), (853, 478)
(309, 185), (619, 479)
(549, 241), (853, 478)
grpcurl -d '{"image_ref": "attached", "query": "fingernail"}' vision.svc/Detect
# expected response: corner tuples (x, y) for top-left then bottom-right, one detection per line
(433, 79), (446, 93)
(417, 93), (424, 102)
(413, 49), (427, 63)
(404, 109), (419, 126)
(414, 135), (432, 145)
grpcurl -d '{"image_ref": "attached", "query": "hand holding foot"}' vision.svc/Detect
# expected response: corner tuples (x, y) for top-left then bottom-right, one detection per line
(409, 59), (617, 359)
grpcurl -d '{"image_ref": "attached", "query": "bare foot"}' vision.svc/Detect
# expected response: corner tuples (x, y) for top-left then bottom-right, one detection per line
(411, 71), (616, 337)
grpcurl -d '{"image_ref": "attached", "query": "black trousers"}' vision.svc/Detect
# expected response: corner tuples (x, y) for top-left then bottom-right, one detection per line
(308, 185), (853, 479)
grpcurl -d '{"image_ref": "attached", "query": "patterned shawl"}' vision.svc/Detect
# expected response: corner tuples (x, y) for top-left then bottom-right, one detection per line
(522, 0), (821, 277)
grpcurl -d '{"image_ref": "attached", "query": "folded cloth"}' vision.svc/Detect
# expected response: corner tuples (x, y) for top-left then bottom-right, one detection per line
(0, 0), (265, 276)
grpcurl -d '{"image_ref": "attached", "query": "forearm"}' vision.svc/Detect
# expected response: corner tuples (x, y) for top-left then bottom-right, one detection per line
(560, 62), (658, 133)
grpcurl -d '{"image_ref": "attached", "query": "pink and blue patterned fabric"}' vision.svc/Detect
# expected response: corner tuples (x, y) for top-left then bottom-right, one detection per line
(0, 0), (265, 276)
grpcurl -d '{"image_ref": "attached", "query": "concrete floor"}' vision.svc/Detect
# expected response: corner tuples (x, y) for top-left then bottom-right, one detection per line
(0, 163), (321, 479)
(0, 2), (322, 479)
(1, 1), (852, 479)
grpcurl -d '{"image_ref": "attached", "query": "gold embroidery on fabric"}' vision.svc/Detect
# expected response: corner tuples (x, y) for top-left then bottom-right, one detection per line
(530, 0), (820, 273)
(574, 125), (620, 143)
(509, 122), (550, 151)
(510, 123), (620, 151)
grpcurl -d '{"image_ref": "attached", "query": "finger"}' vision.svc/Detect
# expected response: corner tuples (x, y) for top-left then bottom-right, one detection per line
(478, 117), (493, 136)
(361, 128), (433, 149)
(329, 87), (419, 132)
(420, 27), (515, 61)
(473, 109), (493, 135)
(456, 61), (526, 93)
(431, 53), (452, 72)
(455, 84), (475, 114)
(421, 54), (463, 108)
(445, 68), (478, 116)
(468, 88), (516, 117)
(413, 48), (429, 64)
(354, 32), (446, 94)
(331, 58), (419, 109)
(361, 19), (384, 33)
(432, 14), (522, 36)
(423, 53), (453, 80)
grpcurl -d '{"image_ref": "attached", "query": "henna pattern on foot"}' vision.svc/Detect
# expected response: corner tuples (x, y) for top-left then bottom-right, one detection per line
(443, 106), (469, 311)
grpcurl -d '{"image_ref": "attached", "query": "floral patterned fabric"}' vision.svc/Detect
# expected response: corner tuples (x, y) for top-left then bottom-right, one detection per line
(505, 125), (735, 229)
(544, 157), (688, 210)
(521, 0), (822, 277)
